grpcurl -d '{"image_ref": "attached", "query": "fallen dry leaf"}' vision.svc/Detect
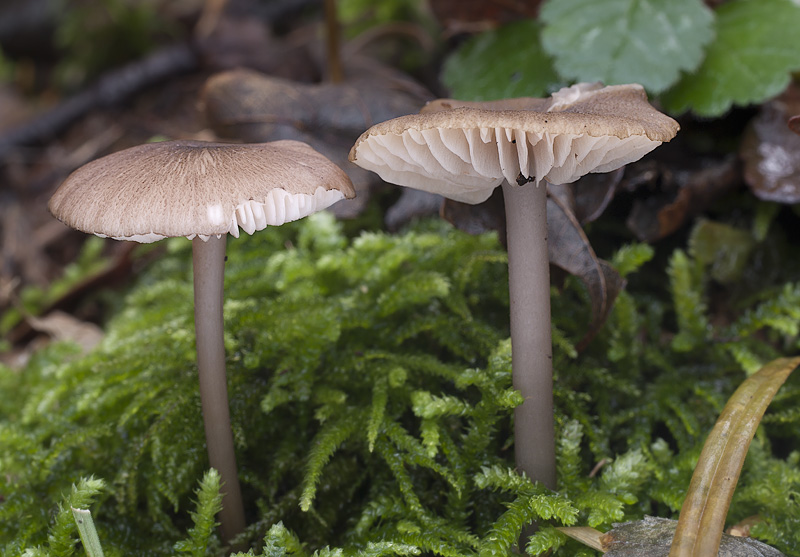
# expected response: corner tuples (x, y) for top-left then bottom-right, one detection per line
(625, 155), (740, 242)
(740, 92), (800, 204)
(4, 240), (135, 348)
(547, 192), (625, 349)
(573, 167), (624, 224)
(789, 115), (800, 136)
(440, 187), (506, 242)
(26, 310), (103, 352)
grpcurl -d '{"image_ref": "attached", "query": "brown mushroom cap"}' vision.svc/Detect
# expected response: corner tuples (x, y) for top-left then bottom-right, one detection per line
(49, 139), (355, 243)
(348, 82), (679, 204)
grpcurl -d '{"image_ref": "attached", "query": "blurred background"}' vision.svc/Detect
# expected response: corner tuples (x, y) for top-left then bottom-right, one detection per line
(0, 0), (799, 365)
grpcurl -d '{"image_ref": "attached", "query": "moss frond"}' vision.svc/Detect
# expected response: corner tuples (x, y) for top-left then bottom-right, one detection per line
(174, 469), (224, 556)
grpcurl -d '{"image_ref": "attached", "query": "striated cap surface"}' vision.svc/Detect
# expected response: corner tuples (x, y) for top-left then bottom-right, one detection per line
(349, 83), (679, 204)
(49, 139), (355, 242)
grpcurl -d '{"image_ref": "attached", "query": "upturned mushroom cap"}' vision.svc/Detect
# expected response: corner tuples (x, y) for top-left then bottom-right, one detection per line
(49, 139), (355, 243)
(348, 82), (679, 204)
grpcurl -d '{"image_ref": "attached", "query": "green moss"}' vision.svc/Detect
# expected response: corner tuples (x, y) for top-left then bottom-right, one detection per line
(1, 213), (799, 556)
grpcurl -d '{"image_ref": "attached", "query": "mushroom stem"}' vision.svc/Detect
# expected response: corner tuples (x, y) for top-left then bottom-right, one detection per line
(501, 180), (557, 491)
(192, 235), (246, 543)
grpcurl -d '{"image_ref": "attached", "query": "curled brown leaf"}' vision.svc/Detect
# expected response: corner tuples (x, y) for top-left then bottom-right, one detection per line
(740, 93), (800, 204)
(788, 115), (800, 136)
(625, 155), (739, 242)
(547, 193), (625, 350)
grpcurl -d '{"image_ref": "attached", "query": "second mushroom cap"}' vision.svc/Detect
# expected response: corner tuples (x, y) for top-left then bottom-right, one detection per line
(348, 82), (679, 203)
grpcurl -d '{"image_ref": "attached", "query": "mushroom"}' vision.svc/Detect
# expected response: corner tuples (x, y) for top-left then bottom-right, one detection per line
(48, 139), (355, 542)
(348, 83), (678, 490)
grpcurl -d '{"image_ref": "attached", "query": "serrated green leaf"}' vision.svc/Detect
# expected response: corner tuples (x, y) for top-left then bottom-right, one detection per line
(540, 0), (714, 93)
(663, 0), (800, 116)
(441, 20), (561, 101)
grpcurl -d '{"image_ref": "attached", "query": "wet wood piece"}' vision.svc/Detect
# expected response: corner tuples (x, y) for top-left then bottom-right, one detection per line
(201, 66), (431, 140)
(201, 63), (432, 219)
(603, 517), (784, 557)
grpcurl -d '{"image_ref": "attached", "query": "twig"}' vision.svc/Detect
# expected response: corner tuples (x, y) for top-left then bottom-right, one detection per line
(324, 0), (344, 83)
(0, 42), (198, 164)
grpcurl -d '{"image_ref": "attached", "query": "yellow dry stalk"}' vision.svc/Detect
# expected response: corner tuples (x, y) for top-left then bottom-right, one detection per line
(669, 356), (800, 557)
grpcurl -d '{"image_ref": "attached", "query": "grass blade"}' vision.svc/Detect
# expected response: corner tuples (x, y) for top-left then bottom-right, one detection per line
(669, 356), (800, 557)
(71, 507), (105, 557)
